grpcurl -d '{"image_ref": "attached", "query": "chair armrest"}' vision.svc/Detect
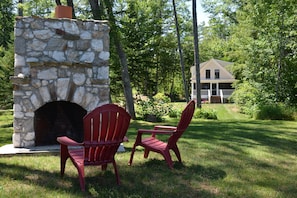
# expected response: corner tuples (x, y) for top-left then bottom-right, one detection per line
(154, 125), (177, 131)
(57, 136), (83, 146)
(138, 129), (175, 135)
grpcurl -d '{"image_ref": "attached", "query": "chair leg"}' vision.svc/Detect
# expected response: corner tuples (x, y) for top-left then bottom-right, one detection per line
(60, 144), (70, 176)
(163, 150), (174, 169)
(128, 144), (137, 166)
(76, 164), (85, 191)
(144, 148), (150, 158)
(112, 161), (121, 185)
(172, 145), (182, 163)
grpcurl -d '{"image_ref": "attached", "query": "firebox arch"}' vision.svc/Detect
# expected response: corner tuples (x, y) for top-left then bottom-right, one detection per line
(34, 101), (87, 146)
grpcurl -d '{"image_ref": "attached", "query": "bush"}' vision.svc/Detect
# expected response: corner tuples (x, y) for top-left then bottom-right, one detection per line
(136, 93), (172, 122)
(230, 81), (259, 116)
(168, 108), (181, 118)
(194, 108), (218, 120)
(254, 104), (296, 120)
(153, 93), (171, 103)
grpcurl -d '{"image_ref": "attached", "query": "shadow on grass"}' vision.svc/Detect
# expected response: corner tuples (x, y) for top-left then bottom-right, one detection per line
(0, 161), (84, 194)
(184, 120), (297, 155)
(112, 158), (227, 198)
(0, 155), (226, 198)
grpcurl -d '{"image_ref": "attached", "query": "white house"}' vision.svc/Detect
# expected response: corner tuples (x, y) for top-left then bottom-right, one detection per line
(190, 59), (235, 103)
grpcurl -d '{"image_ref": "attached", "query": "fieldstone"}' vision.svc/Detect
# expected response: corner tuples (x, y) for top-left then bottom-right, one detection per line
(91, 39), (103, 52)
(45, 20), (62, 29)
(99, 51), (110, 61)
(73, 73), (86, 85)
(30, 94), (42, 109)
(52, 51), (66, 62)
(23, 29), (34, 39)
(37, 68), (57, 79)
(14, 38), (26, 55)
(57, 78), (70, 100)
(28, 39), (47, 51)
(14, 110), (24, 119)
(73, 87), (85, 104)
(80, 31), (92, 39)
(39, 86), (51, 102)
(63, 21), (80, 35)
(13, 133), (21, 147)
(15, 55), (26, 67)
(97, 66), (109, 79)
(33, 30), (54, 40)
(80, 52), (95, 63)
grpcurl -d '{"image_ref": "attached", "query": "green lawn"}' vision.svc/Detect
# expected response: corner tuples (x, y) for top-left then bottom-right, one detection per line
(0, 105), (296, 197)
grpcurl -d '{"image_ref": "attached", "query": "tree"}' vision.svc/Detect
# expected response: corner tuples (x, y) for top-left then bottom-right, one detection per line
(0, 0), (14, 49)
(201, 0), (297, 112)
(0, 0), (14, 109)
(192, 0), (201, 107)
(102, 0), (136, 119)
(172, 0), (189, 102)
(15, 0), (197, 105)
(0, 45), (14, 109)
(19, 0), (55, 16)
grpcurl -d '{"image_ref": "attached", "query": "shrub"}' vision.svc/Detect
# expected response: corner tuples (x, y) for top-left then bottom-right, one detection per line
(194, 108), (218, 120)
(254, 104), (296, 120)
(168, 109), (181, 118)
(136, 93), (172, 122)
(153, 93), (171, 103)
(230, 81), (259, 116)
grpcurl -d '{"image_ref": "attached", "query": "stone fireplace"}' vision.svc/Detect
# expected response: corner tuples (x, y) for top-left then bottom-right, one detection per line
(11, 16), (110, 148)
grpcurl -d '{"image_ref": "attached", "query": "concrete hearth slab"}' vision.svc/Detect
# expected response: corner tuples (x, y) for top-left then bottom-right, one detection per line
(0, 144), (60, 155)
(0, 144), (126, 155)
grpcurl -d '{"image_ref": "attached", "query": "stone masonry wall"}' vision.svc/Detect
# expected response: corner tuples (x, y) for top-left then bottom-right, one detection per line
(11, 16), (110, 147)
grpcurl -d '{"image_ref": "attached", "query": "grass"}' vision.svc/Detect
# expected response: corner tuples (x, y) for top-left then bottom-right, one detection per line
(0, 104), (297, 197)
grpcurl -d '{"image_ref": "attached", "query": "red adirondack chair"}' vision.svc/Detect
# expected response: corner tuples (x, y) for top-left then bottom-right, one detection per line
(128, 100), (195, 169)
(57, 104), (131, 191)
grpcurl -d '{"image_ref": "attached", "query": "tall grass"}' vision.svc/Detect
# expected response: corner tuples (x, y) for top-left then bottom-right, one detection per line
(0, 105), (296, 197)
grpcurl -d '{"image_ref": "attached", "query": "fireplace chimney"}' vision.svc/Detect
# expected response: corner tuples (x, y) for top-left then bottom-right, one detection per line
(11, 16), (110, 147)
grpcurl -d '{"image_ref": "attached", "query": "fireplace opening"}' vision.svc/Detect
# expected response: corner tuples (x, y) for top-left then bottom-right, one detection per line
(34, 101), (87, 146)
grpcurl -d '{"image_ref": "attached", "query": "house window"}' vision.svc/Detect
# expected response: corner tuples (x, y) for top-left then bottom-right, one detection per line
(193, 83), (196, 89)
(219, 83), (233, 89)
(206, 70), (210, 79)
(215, 69), (220, 79)
(201, 83), (210, 89)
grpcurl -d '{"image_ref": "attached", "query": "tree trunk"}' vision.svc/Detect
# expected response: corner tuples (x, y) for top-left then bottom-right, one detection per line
(18, 0), (23, 16)
(66, 0), (76, 19)
(276, 7), (285, 102)
(55, 0), (61, 5)
(192, 0), (201, 108)
(172, 0), (190, 102)
(103, 0), (136, 119)
(88, 0), (103, 19)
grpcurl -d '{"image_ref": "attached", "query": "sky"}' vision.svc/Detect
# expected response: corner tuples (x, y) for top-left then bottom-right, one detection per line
(186, 0), (209, 24)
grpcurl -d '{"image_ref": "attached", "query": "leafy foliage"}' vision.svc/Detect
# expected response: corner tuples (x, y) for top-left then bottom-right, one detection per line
(1, 0), (296, 114)
(0, 0), (14, 48)
(230, 81), (259, 116)
(136, 93), (172, 122)
(201, 0), (297, 114)
(0, 45), (14, 109)
(254, 104), (296, 121)
(194, 108), (217, 120)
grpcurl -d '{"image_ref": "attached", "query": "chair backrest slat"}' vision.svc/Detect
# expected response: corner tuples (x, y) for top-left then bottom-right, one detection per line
(168, 100), (195, 145)
(83, 104), (131, 163)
